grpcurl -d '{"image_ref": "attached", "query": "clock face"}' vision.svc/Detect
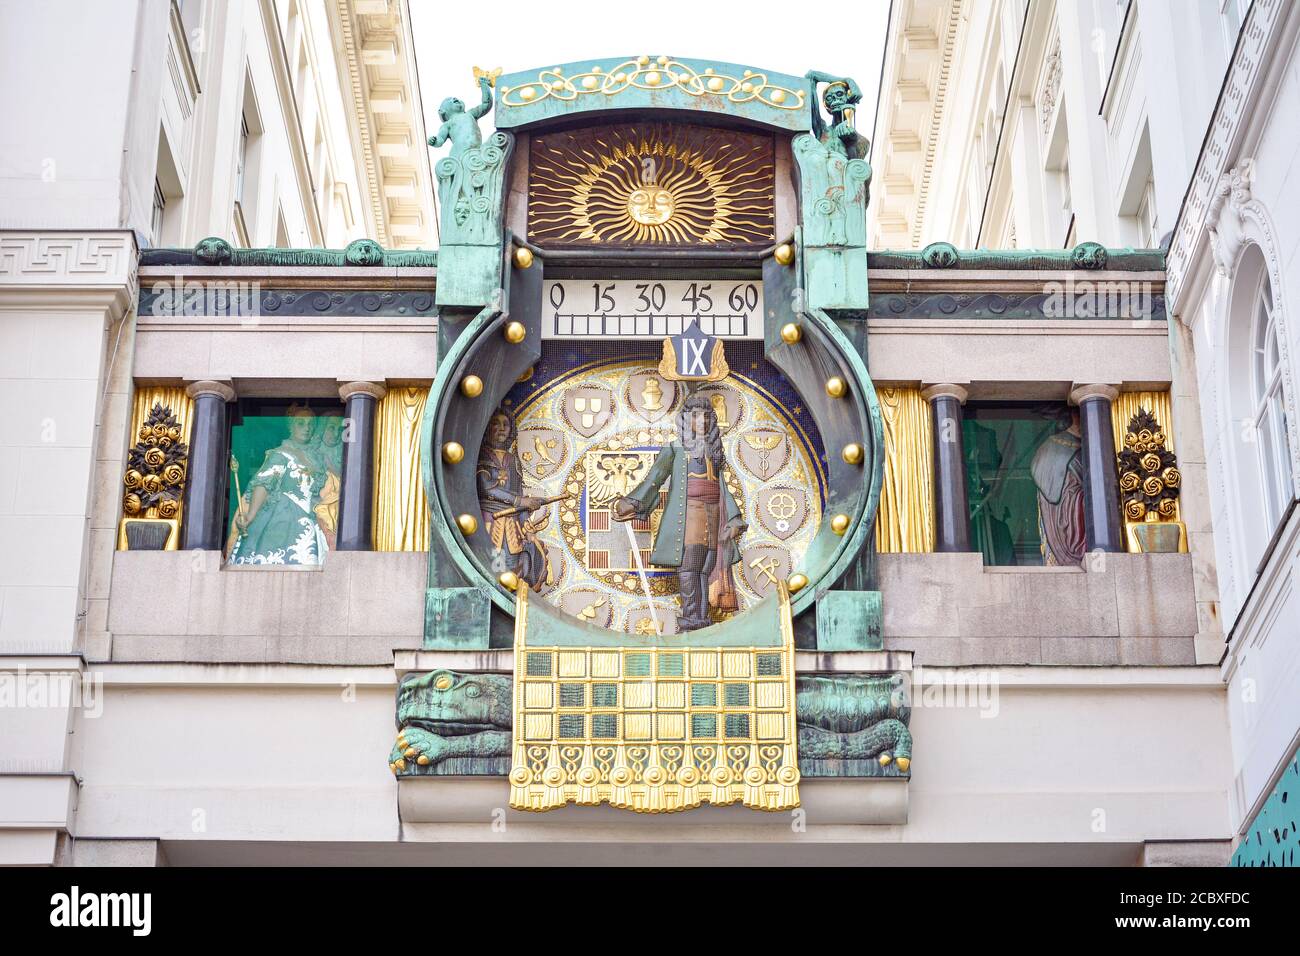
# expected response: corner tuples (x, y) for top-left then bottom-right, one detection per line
(471, 337), (826, 635)
(541, 279), (764, 340)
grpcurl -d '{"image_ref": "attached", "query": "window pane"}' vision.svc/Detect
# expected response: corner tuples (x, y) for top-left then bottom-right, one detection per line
(964, 403), (1084, 566)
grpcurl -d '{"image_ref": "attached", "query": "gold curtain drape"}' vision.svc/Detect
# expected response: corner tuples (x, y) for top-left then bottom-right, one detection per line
(118, 386), (195, 549)
(1111, 389), (1180, 543)
(875, 386), (935, 552)
(373, 385), (431, 551)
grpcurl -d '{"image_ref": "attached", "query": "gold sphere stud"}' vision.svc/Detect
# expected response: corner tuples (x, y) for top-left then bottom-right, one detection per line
(787, 572), (809, 594)
(442, 441), (465, 464)
(830, 513), (851, 536)
(417, 754), (430, 766)
(879, 753), (893, 766)
(707, 76), (724, 92)
(456, 513), (478, 536)
(842, 442), (865, 466)
(512, 245), (534, 269)
(498, 570), (521, 591)
(504, 321), (526, 344)
(896, 757), (911, 773)
(774, 242), (795, 266)
(825, 376), (847, 398)
(460, 374), (483, 398)
(520, 86), (536, 101)
(780, 322), (802, 345)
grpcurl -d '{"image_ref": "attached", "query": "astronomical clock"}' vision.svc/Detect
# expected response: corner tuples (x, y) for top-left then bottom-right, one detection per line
(394, 56), (912, 816)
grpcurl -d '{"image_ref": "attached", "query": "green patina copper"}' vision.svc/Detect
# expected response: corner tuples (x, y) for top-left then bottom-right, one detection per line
(139, 237), (438, 268)
(492, 56), (812, 133)
(391, 669), (912, 778)
(429, 75), (513, 309)
(868, 241), (1165, 272)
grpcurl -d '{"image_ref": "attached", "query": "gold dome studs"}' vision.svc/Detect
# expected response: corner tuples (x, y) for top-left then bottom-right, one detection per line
(830, 513), (851, 535)
(895, 756), (911, 773)
(780, 322), (802, 344)
(442, 441), (465, 464)
(456, 513), (478, 536)
(460, 374), (483, 398)
(842, 442), (864, 466)
(825, 376), (847, 398)
(498, 570), (520, 591)
(504, 321), (526, 344)
(774, 242), (795, 266)
(512, 246), (534, 269)
(787, 572), (809, 594)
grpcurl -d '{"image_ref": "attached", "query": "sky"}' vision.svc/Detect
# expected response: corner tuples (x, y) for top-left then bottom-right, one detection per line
(409, 0), (892, 158)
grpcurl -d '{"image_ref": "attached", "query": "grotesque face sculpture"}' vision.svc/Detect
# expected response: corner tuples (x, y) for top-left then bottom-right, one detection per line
(627, 185), (676, 226)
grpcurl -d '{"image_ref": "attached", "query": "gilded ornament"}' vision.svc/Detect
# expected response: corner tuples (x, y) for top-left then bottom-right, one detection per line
(501, 57), (805, 111)
(830, 513), (851, 535)
(498, 570), (521, 591)
(779, 322), (802, 344)
(456, 513), (479, 536)
(841, 442), (865, 465)
(512, 245), (534, 269)
(460, 374), (484, 398)
(442, 441), (465, 464)
(123, 469), (143, 490)
(528, 122), (775, 246)
(825, 376), (847, 398)
(774, 242), (795, 266)
(122, 493), (142, 516)
(787, 572), (809, 593)
(156, 498), (179, 520)
(504, 321), (527, 343)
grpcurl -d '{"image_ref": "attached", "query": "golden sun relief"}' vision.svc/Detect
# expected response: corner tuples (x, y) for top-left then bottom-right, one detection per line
(528, 123), (776, 246)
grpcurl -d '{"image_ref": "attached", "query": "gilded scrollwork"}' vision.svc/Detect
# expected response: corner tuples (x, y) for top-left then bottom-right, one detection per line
(501, 56), (805, 111)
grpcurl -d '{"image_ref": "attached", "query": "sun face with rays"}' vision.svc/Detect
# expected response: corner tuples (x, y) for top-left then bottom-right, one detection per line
(528, 123), (776, 246)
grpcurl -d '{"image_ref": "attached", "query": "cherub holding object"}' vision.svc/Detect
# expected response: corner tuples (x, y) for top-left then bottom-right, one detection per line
(428, 72), (495, 162)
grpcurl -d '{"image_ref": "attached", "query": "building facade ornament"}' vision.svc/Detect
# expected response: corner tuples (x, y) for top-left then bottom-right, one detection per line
(1206, 159), (1255, 277)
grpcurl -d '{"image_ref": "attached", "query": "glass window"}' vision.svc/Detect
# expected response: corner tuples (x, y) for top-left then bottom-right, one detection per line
(964, 403), (1085, 566)
(1251, 276), (1294, 531)
(226, 400), (346, 566)
(151, 179), (166, 245)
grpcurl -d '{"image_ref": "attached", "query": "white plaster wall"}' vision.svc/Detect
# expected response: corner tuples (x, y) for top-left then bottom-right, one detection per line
(59, 664), (1229, 858)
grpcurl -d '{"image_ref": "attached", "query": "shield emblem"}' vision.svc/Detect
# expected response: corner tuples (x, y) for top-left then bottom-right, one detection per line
(755, 487), (808, 541)
(558, 588), (613, 628)
(517, 428), (567, 481)
(626, 373), (677, 423)
(738, 544), (792, 598)
(695, 386), (742, 432)
(736, 428), (791, 480)
(563, 386), (614, 438)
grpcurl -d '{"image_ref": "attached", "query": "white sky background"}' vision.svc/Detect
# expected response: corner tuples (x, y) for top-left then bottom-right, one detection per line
(410, 0), (892, 183)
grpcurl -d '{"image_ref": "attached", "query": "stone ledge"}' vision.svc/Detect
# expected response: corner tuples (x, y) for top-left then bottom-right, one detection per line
(398, 776), (908, 826)
(879, 551), (1199, 665)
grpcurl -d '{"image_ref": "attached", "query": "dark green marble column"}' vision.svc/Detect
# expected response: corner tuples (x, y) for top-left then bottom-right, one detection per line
(179, 380), (235, 551)
(922, 384), (971, 552)
(1071, 384), (1124, 554)
(335, 381), (386, 551)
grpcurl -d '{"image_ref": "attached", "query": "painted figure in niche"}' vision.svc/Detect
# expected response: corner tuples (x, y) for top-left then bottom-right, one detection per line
(1031, 408), (1086, 566)
(613, 393), (747, 631)
(228, 406), (330, 566)
(478, 409), (553, 590)
(312, 415), (344, 551)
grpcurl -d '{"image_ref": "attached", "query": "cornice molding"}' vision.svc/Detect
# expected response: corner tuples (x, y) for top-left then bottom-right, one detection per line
(0, 232), (138, 318)
(1165, 0), (1289, 305)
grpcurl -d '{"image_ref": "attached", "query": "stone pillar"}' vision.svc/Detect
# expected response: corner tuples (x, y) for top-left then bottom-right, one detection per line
(1069, 384), (1124, 554)
(921, 384), (971, 552)
(336, 381), (387, 551)
(179, 380), (235, 551)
